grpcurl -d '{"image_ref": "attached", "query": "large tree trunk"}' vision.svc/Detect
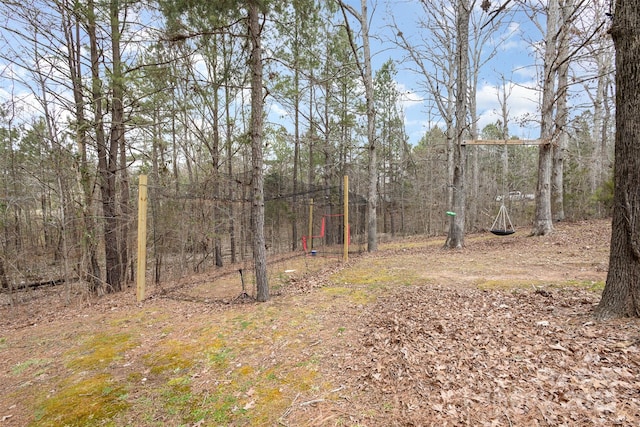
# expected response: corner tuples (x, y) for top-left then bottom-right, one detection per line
(595, 0), (640, 319)
(88, 0), (121, 293)
(61, 4), (101, 289)
(248, 1), (269, 302)
(444, 0), (470, 249)
(222, 34), (237, 265)
(359, 0), (378, 253)
(339, 0), (377, 251)
(531, 0), (558, 236)
(111, 0), (130, 287)
(552, 0), (572, 222)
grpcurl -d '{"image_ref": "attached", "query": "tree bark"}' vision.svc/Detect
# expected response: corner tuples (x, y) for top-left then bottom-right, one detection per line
(339, 0), (377, 252)
(595, 0), (640, 319)
(88, 0), (121, 293)
(61, 2), (101, 290)
(360, 0), (378, 253)
(531, 0), (558, 236)
(111, 0), (130, 287)
(248, 1), (269, 302)
(552, 0), (572, 222)
(444, 0), (470, 249)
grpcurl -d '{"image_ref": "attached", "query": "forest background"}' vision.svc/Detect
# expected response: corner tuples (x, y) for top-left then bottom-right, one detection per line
(0, 0), (614, 300)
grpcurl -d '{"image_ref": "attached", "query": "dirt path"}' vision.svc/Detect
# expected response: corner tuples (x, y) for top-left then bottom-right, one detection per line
(2, 219), (639, 426)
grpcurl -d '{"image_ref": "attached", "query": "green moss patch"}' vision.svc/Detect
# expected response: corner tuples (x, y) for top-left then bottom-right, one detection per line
(66, 332), (137, 371)
(143, 339), (197, 375)
(321, 286), (376, 304)
(11, 358), (51, 376)
(31, 373), (128, 427)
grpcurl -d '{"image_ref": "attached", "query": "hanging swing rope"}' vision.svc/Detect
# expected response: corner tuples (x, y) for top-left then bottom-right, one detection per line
(490, 204), (515, 235)
(489, 140), (516, 236)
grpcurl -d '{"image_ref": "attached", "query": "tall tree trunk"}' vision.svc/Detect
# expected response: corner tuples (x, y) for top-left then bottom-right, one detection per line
(208, 36), (224, 268)
(552, 0), (572, 222)
(531, 0), (558, 236)
(110, 0), (127, 290)
(444, 0), (470, 249)
(62, 3), (101, 289)
(595, 0), (640, 319)
(225, 81), (237, 264)
(88, 0), (121, 293)
(361, 0), (377, 252)
(248, 1), (269, 302)
(339, 0), (377, 252)
(0, 255), (8, 290)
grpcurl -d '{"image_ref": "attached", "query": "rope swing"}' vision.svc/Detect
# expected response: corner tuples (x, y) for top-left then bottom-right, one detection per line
(490, 140), (516, 236)
(490, 204), (515, 235)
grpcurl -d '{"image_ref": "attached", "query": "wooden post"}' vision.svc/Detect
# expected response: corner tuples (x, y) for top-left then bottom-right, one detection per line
(308, 198), (314, 252)
(136, 175), (148, 302)
(343, 175), (349, 262)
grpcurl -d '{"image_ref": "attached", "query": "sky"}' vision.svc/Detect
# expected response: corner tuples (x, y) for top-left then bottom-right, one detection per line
(264, 1), (548, 146)
(0, 1), (600, 149)
(371, 0), (545, 145)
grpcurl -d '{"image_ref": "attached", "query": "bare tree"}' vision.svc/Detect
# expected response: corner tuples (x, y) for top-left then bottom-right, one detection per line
(444, 0), (471, 248)
(529, 0), (559, 236)
(551, 0), (573, 222)
(339, 0), (378, 252)
(248, 1), (269, 301)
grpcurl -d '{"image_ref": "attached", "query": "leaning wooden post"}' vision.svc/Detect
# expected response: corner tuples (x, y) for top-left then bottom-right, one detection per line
(343, 176), (349, 262)
(136, 175), (148, 302)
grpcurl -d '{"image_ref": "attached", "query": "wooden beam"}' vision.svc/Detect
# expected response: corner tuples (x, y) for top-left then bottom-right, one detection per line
(136, 174), (148, 303)
(463, 139), (543, 146)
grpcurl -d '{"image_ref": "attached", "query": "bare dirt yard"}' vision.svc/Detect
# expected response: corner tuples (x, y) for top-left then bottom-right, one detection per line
(1, 219), (639, 426)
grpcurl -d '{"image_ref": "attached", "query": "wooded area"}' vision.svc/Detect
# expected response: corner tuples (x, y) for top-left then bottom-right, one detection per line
(0, 1), (616, 302)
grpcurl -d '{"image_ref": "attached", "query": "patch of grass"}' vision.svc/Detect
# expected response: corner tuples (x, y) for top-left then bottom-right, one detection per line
(206, 347), (234, 369)
(66, 332), (137, 371)
(562, 279), (605, 291)
(143, 340), (197, 375)
(0, 337), (6, 349)
(31, 373), (129, 427)
(162, 376), (193, 416)
(380, 239), (444, 251)
(234, 317), (252, 330)
(207, 392), (239, 424)
(332, 259), (421, 290)
(11, 358), (51, 376)
(588, 280), (606, 291)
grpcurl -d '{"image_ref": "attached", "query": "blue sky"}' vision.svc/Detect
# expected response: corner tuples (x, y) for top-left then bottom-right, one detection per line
(265, 1), (548, 146)
(385, 1), (545, 145)
(345, 0), (546, 145)
(0, 1), (566, 149)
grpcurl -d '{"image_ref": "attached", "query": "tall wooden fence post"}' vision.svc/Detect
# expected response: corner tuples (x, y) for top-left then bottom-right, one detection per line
(136, 175), (148, 302)
(308, 198), (314, 252)
(343, 175), (349, 262)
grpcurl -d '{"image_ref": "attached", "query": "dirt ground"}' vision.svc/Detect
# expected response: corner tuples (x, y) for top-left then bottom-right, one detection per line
(1, 219), (639, 426)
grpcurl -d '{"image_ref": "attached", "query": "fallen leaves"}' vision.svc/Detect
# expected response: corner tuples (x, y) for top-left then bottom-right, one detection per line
(330, 285), (640, 426)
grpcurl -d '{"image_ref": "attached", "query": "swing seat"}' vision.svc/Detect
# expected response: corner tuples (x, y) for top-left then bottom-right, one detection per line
(490, 229), (515, 236)
(490, 204), (515, 236)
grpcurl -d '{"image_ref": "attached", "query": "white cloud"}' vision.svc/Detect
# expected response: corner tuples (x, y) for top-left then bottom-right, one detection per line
(396, 82), (423, 111)
(268, 102), (289, 120)
(475, 81), (540, 138)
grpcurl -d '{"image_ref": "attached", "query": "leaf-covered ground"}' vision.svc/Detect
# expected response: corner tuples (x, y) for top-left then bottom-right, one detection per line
(1, 219), (639, 426)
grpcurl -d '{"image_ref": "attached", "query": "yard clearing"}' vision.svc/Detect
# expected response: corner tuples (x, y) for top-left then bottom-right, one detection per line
(2, 219), (638, 426)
